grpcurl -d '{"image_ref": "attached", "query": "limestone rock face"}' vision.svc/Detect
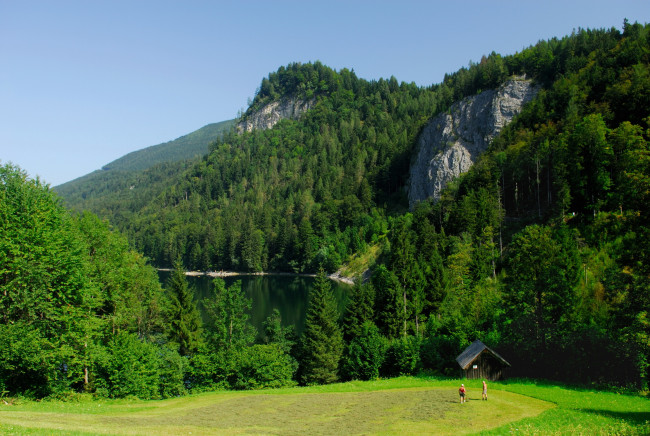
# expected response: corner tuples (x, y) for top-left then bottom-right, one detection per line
(237, 98), (315, 133)
(408, 78), (538, 208)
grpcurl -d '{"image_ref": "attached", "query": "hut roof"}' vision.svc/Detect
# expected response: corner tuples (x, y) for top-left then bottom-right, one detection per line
(456, 340), (510, 370)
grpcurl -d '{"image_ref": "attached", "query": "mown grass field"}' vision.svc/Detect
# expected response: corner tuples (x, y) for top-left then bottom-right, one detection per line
(0, 377), (647, 435)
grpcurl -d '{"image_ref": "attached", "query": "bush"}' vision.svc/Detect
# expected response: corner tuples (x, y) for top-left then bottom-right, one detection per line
(381, 335), (421, 377)
(187, 342), (297, 391)
(341, 322), (387, 380)
(0, 324), (57, 398)
(420, 333), (464, 376)
(186, 346), (232, 392)
(157, 343), (187, 398)
(230, 344), (298, 390)
(95, 333), (177, 399)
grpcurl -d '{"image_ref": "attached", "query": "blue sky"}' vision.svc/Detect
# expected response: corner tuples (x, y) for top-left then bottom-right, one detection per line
(1, 0), (649, 186)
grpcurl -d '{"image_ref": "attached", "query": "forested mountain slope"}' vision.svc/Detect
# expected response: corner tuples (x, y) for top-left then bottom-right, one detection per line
(55, 119), (234, 221)
(124, 61), (447, 271)
(116, 56), (537, 272)
(103, 119), (235, 172)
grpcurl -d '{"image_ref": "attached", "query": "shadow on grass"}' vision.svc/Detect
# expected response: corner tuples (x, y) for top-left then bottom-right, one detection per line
(579, 408), (650, 426)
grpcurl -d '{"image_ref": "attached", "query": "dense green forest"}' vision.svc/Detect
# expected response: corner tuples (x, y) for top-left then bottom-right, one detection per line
(118, 61), (502, 272)
(3, 21), (649, 398)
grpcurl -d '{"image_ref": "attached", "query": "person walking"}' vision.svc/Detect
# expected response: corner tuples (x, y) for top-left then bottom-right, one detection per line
(482, 380), (488, 401)
(459, 383), (466, 403)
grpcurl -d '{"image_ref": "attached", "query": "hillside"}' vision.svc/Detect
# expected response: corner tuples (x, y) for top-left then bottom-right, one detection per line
(55, 119), (234, 215)
(102, 119), (235, 172)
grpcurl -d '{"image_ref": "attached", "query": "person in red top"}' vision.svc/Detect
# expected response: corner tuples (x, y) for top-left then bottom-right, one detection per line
(459, 383), (466, 403)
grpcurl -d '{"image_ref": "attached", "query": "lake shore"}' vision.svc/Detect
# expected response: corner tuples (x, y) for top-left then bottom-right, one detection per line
(157, 269), (356, 285)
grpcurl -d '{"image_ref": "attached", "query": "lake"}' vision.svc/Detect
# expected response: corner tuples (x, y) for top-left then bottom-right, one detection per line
(158, 272), (351, 337)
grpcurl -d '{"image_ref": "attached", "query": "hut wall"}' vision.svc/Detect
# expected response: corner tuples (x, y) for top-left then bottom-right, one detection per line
(462, 353), (506, 381)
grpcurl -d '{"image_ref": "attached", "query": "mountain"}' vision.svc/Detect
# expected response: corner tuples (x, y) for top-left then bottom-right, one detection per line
(104, 62), (449, 271)
(55, 119), (234, 217)
(102, 119), (235, 172)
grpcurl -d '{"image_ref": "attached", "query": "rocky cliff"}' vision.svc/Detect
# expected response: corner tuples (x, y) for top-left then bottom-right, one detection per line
(408, 78), (539, 208)
(237, 97), (315, 133)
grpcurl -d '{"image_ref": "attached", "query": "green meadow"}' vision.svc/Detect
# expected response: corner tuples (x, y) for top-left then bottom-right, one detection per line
(0, 377), (647, 435)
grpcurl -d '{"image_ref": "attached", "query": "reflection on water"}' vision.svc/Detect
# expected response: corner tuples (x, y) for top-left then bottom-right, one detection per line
(158, 272), (350, 337)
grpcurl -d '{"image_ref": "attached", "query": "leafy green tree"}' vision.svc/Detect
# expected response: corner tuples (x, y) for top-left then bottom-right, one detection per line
(609, 121), (650, 213)
(438, 234), (475, 339)
(186, 342), (230, 391)
(420, 246), (448, 313)
(410, 260), (427, 336)
(471, 225), (498, 281)
(300, 267), (343, 385)
(75, 212), (166, 338)
(419, 316), (466, 376)
(0, 323), (54, 397)
(0, 163), (99, 395)
(600, 224), (650, 388)
(203, 278), (256, 350)
(566, 114), (613, 214)
(156, 341), (188, 398)
(230, 344), (297, 389)
(241, 218), (265, 272)
(381, 335), (421, 377)
(411, 206), (448, 312)
(446, 234), (473, 295)
(93, 332), (184, 399)
(389, 215), (417, 336)
(166, 260), (203, 356)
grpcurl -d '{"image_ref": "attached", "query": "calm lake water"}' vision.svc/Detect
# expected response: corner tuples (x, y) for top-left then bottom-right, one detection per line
(158, 272), (351, 337)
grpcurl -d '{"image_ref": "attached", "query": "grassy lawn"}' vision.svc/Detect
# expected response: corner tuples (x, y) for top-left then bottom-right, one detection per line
(482, 379), (650, 435)
(0, 377), (647, 435)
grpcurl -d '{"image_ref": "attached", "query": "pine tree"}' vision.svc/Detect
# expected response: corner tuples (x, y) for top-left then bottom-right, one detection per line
(263, 308), (295, 354)
(300, 267), (343, 385)
(343, 281), (375, 342)
(372, 265), (403, 339)
(166, 259), (202, 356)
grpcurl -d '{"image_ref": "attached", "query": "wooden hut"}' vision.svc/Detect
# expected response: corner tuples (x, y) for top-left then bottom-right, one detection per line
(456, 340), (510, 381)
